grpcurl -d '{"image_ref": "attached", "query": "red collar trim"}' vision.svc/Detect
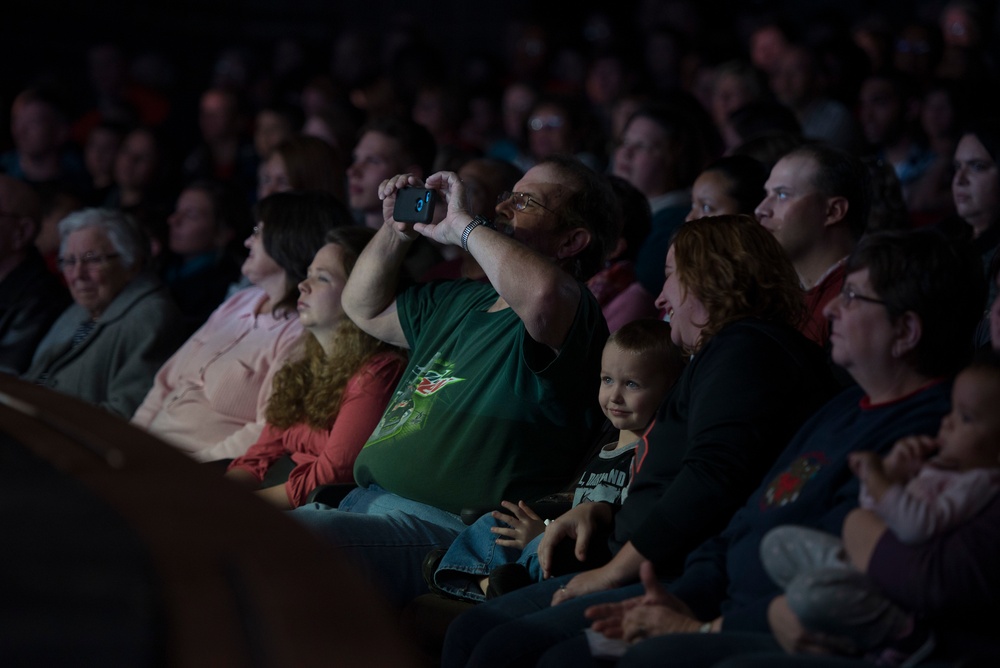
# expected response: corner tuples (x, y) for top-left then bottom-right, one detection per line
(859, 378), (946, 410)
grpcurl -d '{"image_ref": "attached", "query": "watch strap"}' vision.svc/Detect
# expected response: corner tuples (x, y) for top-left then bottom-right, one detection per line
(461, 215), (493, 252)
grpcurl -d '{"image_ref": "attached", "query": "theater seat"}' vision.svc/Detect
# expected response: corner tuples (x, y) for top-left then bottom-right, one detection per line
(0, 374), (421, 666)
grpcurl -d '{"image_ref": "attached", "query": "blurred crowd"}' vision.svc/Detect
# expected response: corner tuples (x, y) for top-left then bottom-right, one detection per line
(4, 1), (1000, 666)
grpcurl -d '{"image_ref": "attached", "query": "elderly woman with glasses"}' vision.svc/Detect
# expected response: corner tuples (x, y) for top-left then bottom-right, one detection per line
(24, 208), (183, 418)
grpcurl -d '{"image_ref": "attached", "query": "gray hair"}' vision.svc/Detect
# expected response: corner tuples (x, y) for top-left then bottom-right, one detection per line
(58, 208), (147, 270)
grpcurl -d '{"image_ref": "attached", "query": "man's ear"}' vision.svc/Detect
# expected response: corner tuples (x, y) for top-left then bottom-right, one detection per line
(610, 237), (627, 261)
(891, 311), (922, 359)
(557, 227), (592, 261)
(824, 196), (849, 228)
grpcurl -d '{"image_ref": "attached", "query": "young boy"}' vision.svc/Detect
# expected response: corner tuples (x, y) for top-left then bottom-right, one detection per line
(426, 319), (684, 603)
(761, 354), (1000, 664)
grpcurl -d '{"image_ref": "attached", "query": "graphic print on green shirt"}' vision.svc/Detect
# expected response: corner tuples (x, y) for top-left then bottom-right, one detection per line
(365, 351), (465, 445)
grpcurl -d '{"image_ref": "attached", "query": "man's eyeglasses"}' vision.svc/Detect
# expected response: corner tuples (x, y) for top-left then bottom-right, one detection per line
(58, 252), (121, 272)
(497, 191), (555, 214)
(839, 285), (886, 307)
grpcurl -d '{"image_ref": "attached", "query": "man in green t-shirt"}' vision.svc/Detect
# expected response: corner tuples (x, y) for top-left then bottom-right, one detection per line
(293, 155), (622, 606)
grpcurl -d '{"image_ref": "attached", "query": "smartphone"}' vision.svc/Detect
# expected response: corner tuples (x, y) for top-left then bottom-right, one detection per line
(393, 187), (436, 224)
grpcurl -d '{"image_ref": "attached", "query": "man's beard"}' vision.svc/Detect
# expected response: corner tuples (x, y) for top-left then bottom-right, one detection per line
(493, 214), (516, 237)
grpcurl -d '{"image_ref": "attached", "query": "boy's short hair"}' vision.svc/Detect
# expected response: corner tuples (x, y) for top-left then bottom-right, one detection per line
(607, 319), (685, 382)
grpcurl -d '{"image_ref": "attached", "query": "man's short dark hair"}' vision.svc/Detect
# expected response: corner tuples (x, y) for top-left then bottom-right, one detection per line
(787, 142), (871, 240)
(542, 155), (621, 281)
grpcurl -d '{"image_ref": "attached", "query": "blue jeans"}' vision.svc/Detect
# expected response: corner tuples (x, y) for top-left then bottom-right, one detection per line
(440, 576), (646, 668)
(291, 485), (467, 607)
(434, 513), (545, 602)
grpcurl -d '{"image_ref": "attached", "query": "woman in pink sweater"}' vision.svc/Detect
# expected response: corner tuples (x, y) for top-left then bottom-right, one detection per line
(132, 191), (347, 461)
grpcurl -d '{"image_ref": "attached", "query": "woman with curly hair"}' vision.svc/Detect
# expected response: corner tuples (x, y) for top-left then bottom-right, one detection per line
(226, 227), (406, 509)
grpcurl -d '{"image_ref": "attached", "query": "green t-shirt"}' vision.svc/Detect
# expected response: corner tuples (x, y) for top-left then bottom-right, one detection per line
(354, 279), (608, 514)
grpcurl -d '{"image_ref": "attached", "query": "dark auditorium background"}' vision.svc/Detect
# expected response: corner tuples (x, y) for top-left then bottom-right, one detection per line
(2, 0), (926, 148)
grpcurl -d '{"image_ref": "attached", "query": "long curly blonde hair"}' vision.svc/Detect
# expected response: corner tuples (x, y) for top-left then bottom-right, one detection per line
(265, 227), (405, 429)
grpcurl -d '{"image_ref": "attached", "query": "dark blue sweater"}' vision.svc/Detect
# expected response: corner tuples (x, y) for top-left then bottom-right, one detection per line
(669, 381), (952, 632)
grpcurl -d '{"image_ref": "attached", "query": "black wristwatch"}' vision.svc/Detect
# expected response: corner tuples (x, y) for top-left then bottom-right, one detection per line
(460, 215), (495, 252)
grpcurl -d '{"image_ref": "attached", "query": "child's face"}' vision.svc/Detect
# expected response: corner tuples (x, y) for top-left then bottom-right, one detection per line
(934, 369), (1000, 470)
(598, 343), (671, 432)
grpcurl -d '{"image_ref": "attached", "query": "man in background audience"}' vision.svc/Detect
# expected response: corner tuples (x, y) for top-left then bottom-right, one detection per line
(0, 175), (70, 374)
(756, 143), (870, 348)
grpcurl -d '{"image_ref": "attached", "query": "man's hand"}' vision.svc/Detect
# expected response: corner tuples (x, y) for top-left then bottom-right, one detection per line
(491, 500), (545, 549)
(377, 173), (426, 241)
(538, 502), (613, 578)
(409, 171), (475, 247)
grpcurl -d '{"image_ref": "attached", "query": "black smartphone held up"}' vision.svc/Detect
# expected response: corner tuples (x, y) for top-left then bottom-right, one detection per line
(393, 187), (436, 224)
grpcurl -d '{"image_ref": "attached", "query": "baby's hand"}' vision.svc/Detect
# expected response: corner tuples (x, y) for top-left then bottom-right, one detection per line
(491, 500), (545, 549)
(848, 451), (883, 483)
(882, 435), (938, 482)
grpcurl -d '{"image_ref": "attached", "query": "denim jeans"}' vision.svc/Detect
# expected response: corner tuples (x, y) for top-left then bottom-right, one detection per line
(434, 513), (546, 602)
(291, 485), (467, 607)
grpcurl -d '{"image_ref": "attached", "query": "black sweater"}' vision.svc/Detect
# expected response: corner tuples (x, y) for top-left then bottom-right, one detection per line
(612, 318), (837, 577)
